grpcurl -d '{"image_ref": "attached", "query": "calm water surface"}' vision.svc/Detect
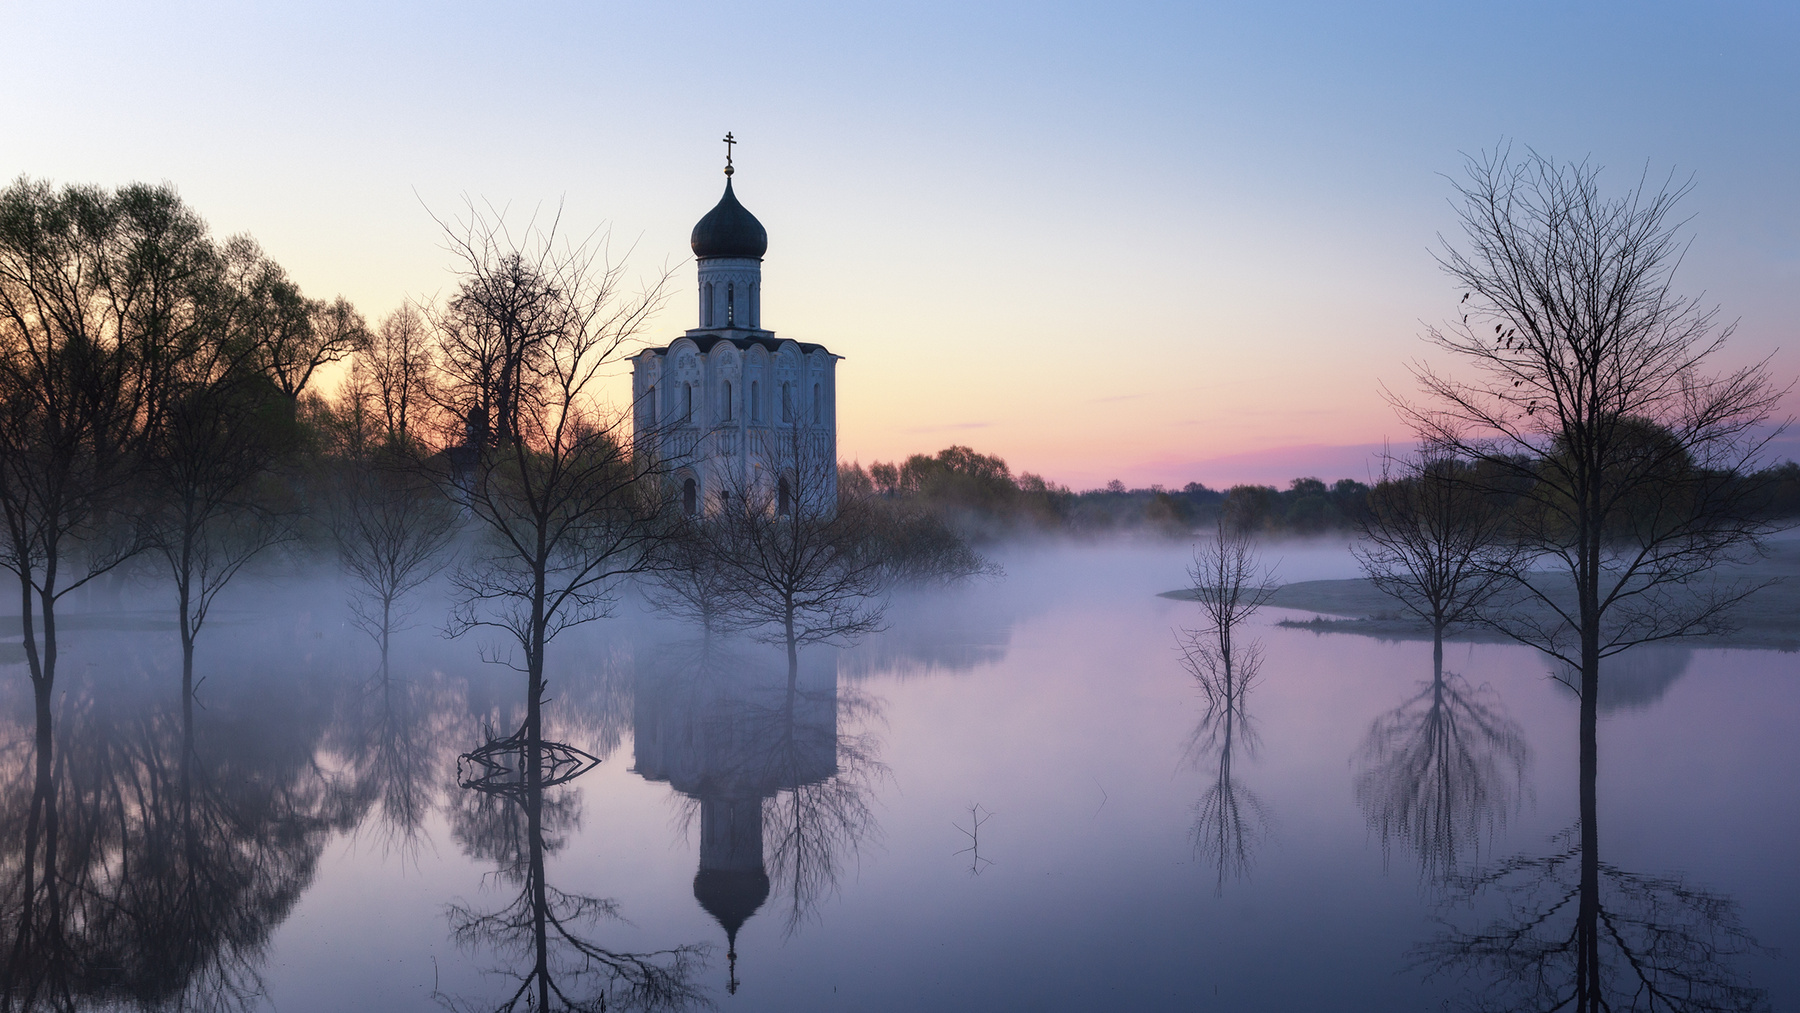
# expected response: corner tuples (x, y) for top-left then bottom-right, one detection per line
(3, 541), (1795, 1011)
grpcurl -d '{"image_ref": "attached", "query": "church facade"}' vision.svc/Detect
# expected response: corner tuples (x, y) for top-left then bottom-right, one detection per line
(632, 153), (839, 517)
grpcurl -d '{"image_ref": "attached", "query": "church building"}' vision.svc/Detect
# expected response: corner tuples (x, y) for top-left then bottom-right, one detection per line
(632, 140), (840, 517)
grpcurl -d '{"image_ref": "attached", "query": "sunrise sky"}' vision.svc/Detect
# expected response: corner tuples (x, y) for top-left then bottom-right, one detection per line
(5, 1), (1796, 489)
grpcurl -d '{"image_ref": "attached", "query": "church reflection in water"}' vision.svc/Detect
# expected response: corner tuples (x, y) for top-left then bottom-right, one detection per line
(632, 641), (881, 993)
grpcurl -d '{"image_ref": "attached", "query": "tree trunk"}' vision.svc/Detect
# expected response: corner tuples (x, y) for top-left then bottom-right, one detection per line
(527, 561), (550, 1012)
(1576, 521), (1603, 1012)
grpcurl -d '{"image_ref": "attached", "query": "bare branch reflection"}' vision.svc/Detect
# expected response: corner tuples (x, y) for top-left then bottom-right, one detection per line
(1180, 637), (1268, 893)
(445, 721), (706, 1012)
(1, 645), (355, 1012)
(1354, 652), (1530, 883)
(1413, 826), (1772, 1013)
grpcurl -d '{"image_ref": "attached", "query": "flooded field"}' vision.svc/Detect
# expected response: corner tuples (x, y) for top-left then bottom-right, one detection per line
(3, 541), (1795, 1011)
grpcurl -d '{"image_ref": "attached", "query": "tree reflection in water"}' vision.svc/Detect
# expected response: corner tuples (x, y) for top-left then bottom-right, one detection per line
(332, 665), (459, 863)
(634, 640), (884, 993)
(1355, 649), (1530, 884)
(445, 715), (705, 1013)
(1411, 695), (1771, 1011)
(0, 645), (356, 1012)
(1180, 639), (1268, 893)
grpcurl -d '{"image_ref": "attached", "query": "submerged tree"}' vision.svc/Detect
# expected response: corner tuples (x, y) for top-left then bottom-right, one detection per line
(0, 182), (199, 977)
(1354, 451), (1520, 668)
(695, 422), (985, 672)
(1395, 150), (1786, 1003)
(1177, 517), (1277, 891)
(144, 238), (316, 713)
(322, 366), (459, 670)
(431, 202), (674, 689)
(446, 723), (706, 1012)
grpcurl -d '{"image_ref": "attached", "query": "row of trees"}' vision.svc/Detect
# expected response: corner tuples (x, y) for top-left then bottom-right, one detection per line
(1, 180), (982, 1012)
(853, 442), (1800, 542)
(842, 447), (1381, 537)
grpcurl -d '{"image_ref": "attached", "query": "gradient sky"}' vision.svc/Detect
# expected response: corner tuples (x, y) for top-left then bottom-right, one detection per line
(4, 1), (1796, 489)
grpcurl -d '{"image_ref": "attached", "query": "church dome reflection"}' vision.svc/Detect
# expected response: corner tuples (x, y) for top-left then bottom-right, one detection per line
(633, 644), (839, 988)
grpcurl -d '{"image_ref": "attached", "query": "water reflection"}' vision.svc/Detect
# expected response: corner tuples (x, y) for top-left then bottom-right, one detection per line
(633, 641), (883, 992)
(1412, 659), (1770, 1012)
(446, 722), (705, 1012)
(1354, 649), (1530, 883)
(1181, 640), (1267, 892)
(0, 641), (355, 1012)
(1415, 829), (1773, 1012)
(1551, 646), (1695, 714)
(331, 666), (458, 861)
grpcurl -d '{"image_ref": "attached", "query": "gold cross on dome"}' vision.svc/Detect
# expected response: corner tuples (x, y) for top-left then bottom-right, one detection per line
(722, 132), (736, 175)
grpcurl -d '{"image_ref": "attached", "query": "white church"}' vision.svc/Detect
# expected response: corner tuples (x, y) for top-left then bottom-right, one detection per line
(632, 142), (839, 518)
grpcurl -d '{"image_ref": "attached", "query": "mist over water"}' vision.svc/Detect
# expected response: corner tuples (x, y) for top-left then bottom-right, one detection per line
(2, 538), (1794, 1011)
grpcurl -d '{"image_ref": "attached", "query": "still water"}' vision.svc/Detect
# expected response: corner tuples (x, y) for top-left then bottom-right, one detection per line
(3, 541), (1795, 1011)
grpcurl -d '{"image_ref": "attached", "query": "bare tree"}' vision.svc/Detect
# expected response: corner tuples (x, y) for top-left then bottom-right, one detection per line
(426, 201), (675, 821)
(1180, 516), (1278, 692)
(1177, 517), (1277, 892)
(1395, 151), (1786, 1004)
(706, 426), (892, 670)
(1354, 451), (1520, 670)
(323, 372), (459, 671)
(357, 303), (434, 443)
(143, 276), (301, 715)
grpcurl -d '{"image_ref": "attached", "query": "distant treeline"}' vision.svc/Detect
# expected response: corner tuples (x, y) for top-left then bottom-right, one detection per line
(843, 445), (1800, 541)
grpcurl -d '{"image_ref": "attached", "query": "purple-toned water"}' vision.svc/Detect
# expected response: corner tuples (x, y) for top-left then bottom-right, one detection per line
(3, 540), (1794, 1011)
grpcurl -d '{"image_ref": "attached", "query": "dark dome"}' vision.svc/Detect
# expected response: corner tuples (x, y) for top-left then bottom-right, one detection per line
(693, 868), (769, 941)
(690, 179), (768, 259)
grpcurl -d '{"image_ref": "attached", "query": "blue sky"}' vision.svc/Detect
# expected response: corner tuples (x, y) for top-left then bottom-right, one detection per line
(4, 1), (1795, 487)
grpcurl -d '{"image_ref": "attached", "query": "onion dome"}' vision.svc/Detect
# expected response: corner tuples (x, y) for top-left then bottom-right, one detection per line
(693, 868), (769, 940)
(690, 179), (768, 259)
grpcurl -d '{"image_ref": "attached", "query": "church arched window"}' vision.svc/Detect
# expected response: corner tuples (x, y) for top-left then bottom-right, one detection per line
(813, 383), (822, 424)
(646, 384), (656, 421)
(682, 478), (697, 516)
(781, 383), (791, 422)
(722, 380), (733, 421)
(778, 476), (792, 517)
(727, 283), (735, 326)
(683, 383), (693, 423)
(751, 381), (760, 422)
(703, 283), (713, 327)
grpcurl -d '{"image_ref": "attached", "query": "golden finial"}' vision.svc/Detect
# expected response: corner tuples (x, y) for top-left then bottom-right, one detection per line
(722, 132), (736, 176)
